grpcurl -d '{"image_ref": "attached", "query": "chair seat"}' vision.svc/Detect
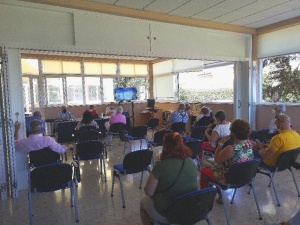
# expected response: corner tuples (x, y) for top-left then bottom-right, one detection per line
(113, 163), (147, 174)
(183, 136), (200, 142)
(31, 182), (71, 193)
(75, 154), (103, 161)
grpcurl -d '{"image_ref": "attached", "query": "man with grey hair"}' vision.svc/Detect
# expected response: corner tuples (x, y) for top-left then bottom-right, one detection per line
(268, 104), (286, 134)
(15, 120), (67, 154)
(167, 103), (189, 127)
(25, 110), (46, 136)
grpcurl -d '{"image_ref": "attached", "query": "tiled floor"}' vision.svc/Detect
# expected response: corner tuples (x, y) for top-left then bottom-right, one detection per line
(1, 136), (300, 225)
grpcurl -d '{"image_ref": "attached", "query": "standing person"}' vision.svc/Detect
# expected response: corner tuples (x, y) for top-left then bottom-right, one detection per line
(83, 105), (97, 117)
(75, 111), (99, 130)
(25, 110), (46, 136)
(268, 104), (286, 134)
(201, 110), (231, 153)
(140, 132), (198, 225)
(105, 102), (117, 116)
(15, 120), (68, 154)
(255, 114), (300, 167)
(104, 106), (126, 131)
(200, 119), (254, 203)
(167, 103), (189, 127)
(56, 106), (73, 120)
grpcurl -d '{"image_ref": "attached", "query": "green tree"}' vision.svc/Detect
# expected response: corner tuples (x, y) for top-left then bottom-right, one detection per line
(263, 54), (300, 102)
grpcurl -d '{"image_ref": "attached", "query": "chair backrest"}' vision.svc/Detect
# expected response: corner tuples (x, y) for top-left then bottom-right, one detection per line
(167, 187), (217, 225)
(131, 125), (148, 138)
(109, 123), (127, 133)
(153, 129), (173, 146)
(123, 150), (153, 171)
(79, 125), (97, 131)
(184, 140), (202, 159)
(28, 147), (61, 167)
(227, 158), (261, 186)
(30, 163), (73, 192)
(76, 130), (100, 142)
(191, 126), (207, 140)
(147, 118), (159, 128)
(170, 122), (186, 134)
(76, 140), (105, 158)
(276, 148), (300, 170)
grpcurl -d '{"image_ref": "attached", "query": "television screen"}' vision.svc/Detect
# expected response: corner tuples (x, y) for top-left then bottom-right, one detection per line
(147, 99), (155, 108)
(114, 87), (137, 101)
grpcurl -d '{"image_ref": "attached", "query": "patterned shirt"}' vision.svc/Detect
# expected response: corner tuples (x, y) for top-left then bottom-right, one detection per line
(168, 110), (189, 126)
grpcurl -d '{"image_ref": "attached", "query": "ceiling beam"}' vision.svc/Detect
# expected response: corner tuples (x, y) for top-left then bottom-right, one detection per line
(257, 16), (300, 35)
(20, 0), (256, 34)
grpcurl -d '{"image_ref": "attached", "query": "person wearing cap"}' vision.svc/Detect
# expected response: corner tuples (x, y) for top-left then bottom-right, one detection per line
(268, 104), (286, 134)
(256, 114), (300, 167)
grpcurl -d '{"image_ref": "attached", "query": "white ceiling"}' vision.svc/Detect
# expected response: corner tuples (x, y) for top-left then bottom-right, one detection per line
(88, 0), (300, 29)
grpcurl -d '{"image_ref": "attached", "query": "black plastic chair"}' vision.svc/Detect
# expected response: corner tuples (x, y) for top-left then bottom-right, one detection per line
(75, 129), (101, 143)
(183, 126), (207, 141)
(106, 123), (127, 150)
(170, 122), (186, 135)
(121, 125), (148, 155)
(147, 118), (159, 137)
(148, 129), (173, 148)
(184, 140), (202, 168)
(154, 187), (217, 225)
(111, 150), (153, 208)
(204, 158), (262, 225)
(257, 148), (300, 206)
(28, 163), (79, 225)
(74, 140), (107, 182)
(28, 147), (61, 167)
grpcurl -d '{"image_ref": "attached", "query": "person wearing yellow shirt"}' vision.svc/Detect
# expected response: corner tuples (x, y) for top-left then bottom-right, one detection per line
(256, 114), (300, 167)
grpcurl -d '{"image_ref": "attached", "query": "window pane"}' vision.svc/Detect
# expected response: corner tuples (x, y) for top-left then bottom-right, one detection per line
(43, 60), (63, 74)
(85, 77), (101, 104)
(102, 63), (116, 75)
(103, 78), (114, 102)
(154, 75), (175, 98)
(62, 61), (81, 74)
(22, 77), (31, 113)
(135, 64), (148, 76)
(66, 77), (83, 105)
(120, 64), (134, 76)
(46, 78), (64, 105)
(21, 59), (39, 75)
(116, 77), (149, 100)
(85, 62), (102, 75)
(33, 78), (39, 108)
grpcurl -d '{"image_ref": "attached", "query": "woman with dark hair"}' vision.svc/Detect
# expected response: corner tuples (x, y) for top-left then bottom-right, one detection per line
(194, 106), (214, 127)
(140, 132), (198, 225)
(200, 119), (254, 203)
(75, 111), (99, 130)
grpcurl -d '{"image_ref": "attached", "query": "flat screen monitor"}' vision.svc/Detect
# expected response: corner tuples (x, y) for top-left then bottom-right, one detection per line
(147, 99), (155, 108)
(114, 87), (137, 101)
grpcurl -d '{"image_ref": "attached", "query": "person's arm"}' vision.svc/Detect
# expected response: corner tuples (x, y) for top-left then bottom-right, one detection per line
(205, 129), (219, 142)
(144, 173), (159, 197)
(214, 136), (233, 163)
(258, 147), (275, 160)
(14, 122), (21, 140)
(46, 136), (67, 154)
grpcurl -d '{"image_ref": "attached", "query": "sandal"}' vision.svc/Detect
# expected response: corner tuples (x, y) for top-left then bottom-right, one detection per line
(216, 196), (223, 204)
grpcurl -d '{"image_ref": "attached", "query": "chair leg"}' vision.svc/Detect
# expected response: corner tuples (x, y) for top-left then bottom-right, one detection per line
(250, 180), (262, 220)
(219, 188), (231, 225)
(119, 174), (126, 208)
(28, 189), (33, 225)
(111, 171), (116, 196)
(268, 171), (281, 206)
(139, 171), (144, 189)
(290, 168), (300, 197)
(102, 156), (107, 182)
(206, 213), (213, 225)
(72, 181), (79, 222)
(230, 188), (237, 204)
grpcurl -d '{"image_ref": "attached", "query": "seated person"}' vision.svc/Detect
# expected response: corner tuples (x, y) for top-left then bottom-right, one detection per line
(194, 106), (214, 127)
(75, 111), (99, 130)
(200, 110), (231, 154)
(83, 105), (98, 118)
(185, 103), (193, 117)
(105, 102), (117, 116)
(200, 119), (254, 203)
(25, 110), (46, 136)
(255, 114), (300, 167)
(15, 120), (68, 154)
(56, 105), (73, 120)
(167, 103), (189, 127)
(268, 104), (286, 134)
(104, 106), (126, 131)
(140, 132), (198, 225)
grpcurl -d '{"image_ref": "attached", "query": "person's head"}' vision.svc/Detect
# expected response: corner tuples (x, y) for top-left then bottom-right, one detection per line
(30, 120), (43, 134)
(200, 106), (210, 115)
(160, 132), (192, 160)
(61, 106), (67, 113)
(116, 106), (123, 114)
(185, 103), (191, 111)
(230, 119), (251, 140)
(89, 105), (94, 110)
(82, 111), (93, 124)
(275, 114), (291, 131)
(215, 110), (226, 122)
(178, 103), (185, 111)
(33, 110), (42, 118)
(273, 104), (286, 115)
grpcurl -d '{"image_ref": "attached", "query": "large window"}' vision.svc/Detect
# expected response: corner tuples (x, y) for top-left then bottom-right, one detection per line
(262, 54), (300, 103)
(22, 58), (149, 112)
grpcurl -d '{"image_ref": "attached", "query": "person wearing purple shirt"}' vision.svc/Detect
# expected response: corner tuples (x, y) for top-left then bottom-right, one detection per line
(14, 120), (67, 154)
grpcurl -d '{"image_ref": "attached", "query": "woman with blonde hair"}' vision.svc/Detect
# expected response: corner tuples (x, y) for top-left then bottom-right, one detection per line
(140, 132), (198, 225)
